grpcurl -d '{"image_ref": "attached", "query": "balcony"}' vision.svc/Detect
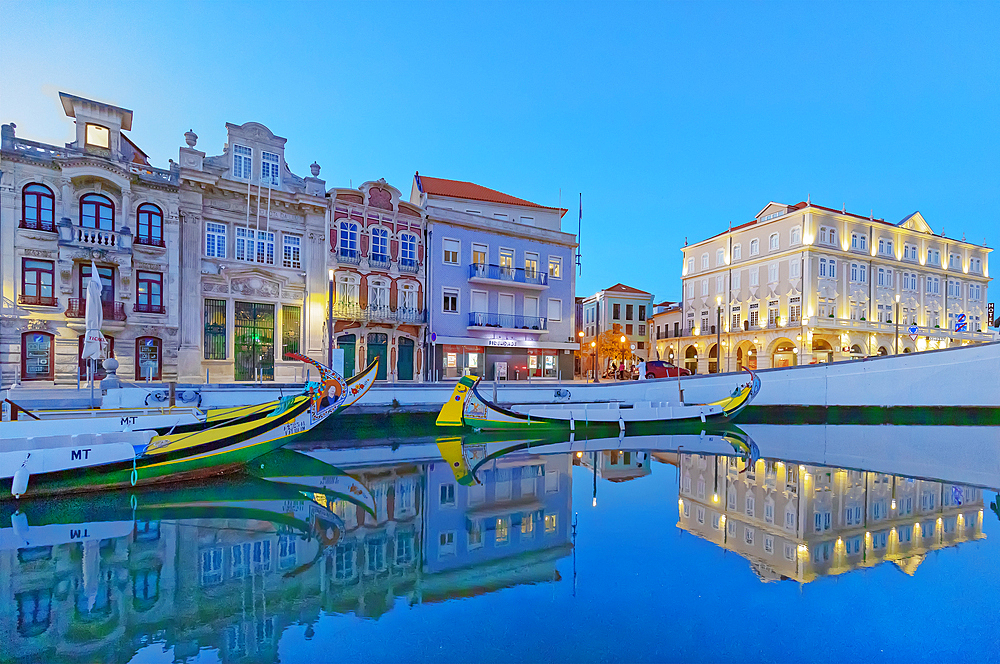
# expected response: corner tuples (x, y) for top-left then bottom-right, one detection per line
(807, 316), (993, 342)
(18, 293), (57, 307)
(368, 254), (391, 270)
(18, 218), (56, 233)
(468, 263), (548, 289)
(134, 235), (166, 248)
(337, 249), (361, 265)
(399, 258), (419, 274)
(133, 302), (166, 314)
(66, 298), (126, 321)
(331, 304), (426, 325)
(468, 311), (547, 332)
(58, 222), (132, 252)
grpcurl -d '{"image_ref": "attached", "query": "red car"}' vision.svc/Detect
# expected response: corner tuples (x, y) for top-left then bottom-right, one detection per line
(644, 360), (691, 379)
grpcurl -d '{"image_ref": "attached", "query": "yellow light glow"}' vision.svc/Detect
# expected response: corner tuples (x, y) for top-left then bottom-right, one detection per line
(576, 451), (583, 458)
(578, 331), (584, 338)
(620, 335), (626, 343)
(891, 499), (897, 510)
(328, 269), (334, 281)
(719, 515), (727, 524)
(712, 493), (719, 503)
(678, 498), (684, 507)
(593, 497), (597, 507)
(799, 465), (806, 473)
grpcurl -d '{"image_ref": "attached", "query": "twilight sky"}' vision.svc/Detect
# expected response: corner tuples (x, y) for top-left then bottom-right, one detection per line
(3, 1), (997, 303)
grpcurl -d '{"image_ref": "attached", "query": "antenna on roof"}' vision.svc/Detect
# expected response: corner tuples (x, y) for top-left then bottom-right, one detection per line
(842, 203), (846, 214)
(806, 194), (810, 205)
(870, 208), (873, 220)
(576, 193), (583, 276)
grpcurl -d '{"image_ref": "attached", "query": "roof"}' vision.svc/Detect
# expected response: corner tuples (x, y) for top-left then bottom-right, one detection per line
(415, 173), (567, 217)
(604, 283), (651, 296)
(59, 92), (133, 130)
(696, 201), (889, 245)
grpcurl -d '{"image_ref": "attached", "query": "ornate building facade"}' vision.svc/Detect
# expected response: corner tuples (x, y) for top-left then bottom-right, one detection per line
(175, 121), (328, 383)
(675, 201), (992, 374)
(1, 93), (180, 385)
(328, 180), (427, 381)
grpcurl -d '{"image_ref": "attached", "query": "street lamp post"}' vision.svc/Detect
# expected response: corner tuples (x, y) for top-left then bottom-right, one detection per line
(328, 269), (334, 369)
(590, 341), (597, 383)
(894, 293), (900, 355)
(620, 334), (627, 380)
(715, 296), (722, 374)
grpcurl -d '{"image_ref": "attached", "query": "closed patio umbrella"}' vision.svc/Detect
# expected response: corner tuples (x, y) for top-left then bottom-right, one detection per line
(80, 261), (106, 399)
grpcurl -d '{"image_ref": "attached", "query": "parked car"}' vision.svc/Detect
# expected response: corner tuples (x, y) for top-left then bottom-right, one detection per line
(644, 360), (691, 379)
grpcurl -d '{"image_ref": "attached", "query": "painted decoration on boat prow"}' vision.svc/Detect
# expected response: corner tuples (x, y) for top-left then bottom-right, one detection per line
(285, 352), (351, 422)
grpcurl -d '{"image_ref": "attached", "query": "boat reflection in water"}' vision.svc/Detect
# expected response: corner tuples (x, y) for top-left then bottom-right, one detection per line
(0, 426), (995, 661)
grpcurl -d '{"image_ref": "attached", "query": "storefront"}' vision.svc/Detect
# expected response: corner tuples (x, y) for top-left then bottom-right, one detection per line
(434, 337), (573, 381)
(442, 344), (485, 379)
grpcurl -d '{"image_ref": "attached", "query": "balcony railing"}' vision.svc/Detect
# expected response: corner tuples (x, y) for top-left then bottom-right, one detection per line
(399, 258), (419, 274)
(19, 218), (56, 233)
(337, 248), (361, 265)
(66, 298), (126, 321)
(369, 254), (391, 270)
(18, 293), (56, 306)
(134, 235), (166, 248)
(468, 263), (548, 287)
(331, 304), (426, 324)
(134, 302), (166, 314)
(468, 312), (547, 330)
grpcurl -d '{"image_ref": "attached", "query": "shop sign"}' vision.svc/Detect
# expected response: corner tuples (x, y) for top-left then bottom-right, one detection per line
(488, 339), (518, 347)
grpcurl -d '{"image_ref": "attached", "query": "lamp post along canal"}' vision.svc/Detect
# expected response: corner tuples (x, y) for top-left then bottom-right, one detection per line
(328, 269), (334, 369)
(894, 293), (900, 355)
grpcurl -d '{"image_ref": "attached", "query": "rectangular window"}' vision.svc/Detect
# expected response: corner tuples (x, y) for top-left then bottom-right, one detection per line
(731, 306), (741, 330)
(638, 324), (645, 335)
(524, 252), (539, 278)
(701, 280), (709, 296)
(472, 243), (487, 266)
(613, 303), (621, 320)
(548, 298), (562, 322)
(789, 296), (801, 323)
(80, 264), (114, 303)
(206, 222), (227, 258)
(204, 299), (226, 360)
(750, 268), (759, 287)
(261, 151), (280, 187)
(750, 239), (760, 256)
(791, 227), (801, 245)
(768, 263), (778, 283)
(443, 239), (460, 265)
(716, 249), (725, 266)
(233, 145), (252, 180)
(499, 248), (514, 269)
(819, 258), (827, 278)
(626, 323), (634, 335)
(733, 244), (742, 261)
(769, 233), (779, 251)
(439, 483), (456, 506)
(717, 275), (724, 293)
(749, 303), (759, 328)
(282, 305), (301, 359)
(790, 259), (800, 278)
(443, 288), (459, 313)
(767, 300), (778, 326)
(626, 304), (634, 320)
(701, 253), (709, 269)
(548, 255), (562, 279)
(20, 259), (55, 305)
(686, 257), (694, 273)
(135, 271), (164, 313)
(638, 305), (646, 321)
(85, 123), (110, 148)
(282, 235), (301, 269)
(733, 271), (741, 290)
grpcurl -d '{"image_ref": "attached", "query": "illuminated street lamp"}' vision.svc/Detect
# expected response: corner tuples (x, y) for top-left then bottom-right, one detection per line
(894, 293), (901, 354)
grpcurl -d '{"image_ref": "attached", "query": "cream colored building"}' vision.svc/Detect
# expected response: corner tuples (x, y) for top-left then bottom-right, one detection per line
(676, 452), (986, 583)
(648, 300), (683, 365)
(674, 201), (992, 374)
(1, 93), (180, 386)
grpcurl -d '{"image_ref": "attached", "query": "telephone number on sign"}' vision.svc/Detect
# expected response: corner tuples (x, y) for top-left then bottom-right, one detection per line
(283, 421), (306, 436)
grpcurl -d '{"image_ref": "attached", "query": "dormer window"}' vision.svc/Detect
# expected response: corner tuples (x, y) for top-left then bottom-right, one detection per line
(261, 151), (280, 187)
(233, 145), (252, 180)
(85, 123), (110, 148)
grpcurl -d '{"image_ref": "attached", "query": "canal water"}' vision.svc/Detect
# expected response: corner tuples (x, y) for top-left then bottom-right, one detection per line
(2, 424), (998, 663)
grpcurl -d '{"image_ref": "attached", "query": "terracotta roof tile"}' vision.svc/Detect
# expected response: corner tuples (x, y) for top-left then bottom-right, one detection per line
(604, 283), (652, 296)
(415, 173), (567, 217)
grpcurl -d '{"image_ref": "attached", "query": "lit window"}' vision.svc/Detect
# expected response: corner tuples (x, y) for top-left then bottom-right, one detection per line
(443, 239), (460, 265)
(85, 124), (110, 148)
(549, 256), (562, 279)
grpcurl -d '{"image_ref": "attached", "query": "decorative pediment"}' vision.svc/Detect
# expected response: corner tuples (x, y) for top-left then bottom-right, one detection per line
(897, 211), (934, 235)
(231, 275), (280, 299)
(849, 285), (869, 302)
(818, 283), (839, 299)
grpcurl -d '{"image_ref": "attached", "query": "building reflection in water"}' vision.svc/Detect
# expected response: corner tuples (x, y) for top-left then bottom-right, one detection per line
(0, 450), (574, 662)
(671, 452), (987, 583)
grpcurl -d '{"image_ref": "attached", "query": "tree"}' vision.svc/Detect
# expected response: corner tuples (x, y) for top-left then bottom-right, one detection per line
(597, 324), (633, 369)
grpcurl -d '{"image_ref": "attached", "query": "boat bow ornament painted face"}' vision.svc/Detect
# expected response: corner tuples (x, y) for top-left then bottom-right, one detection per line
(287, 353), (348, 418)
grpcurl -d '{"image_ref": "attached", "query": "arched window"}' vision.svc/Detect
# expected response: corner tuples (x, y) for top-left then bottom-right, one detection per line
(370, 228), (389, 266)
(21, 331), (54, 381)
(80, 193), (114, 230)
(136, 203), (163, 246)
(22, 183), (55, 232)
(79, 335), (115, 380)
(339, 222), (359, 259)
(135, 336), (162, 381)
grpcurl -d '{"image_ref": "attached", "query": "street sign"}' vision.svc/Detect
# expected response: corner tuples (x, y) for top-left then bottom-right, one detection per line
(908, 325), (919, 341)
(955, 313), (967, 333)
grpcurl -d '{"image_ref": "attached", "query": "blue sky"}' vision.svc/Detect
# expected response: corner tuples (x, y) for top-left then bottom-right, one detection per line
(3, 1), (997, 302)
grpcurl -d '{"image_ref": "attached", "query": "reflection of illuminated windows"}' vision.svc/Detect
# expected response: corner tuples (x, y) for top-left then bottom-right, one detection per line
(872, 531), (889, 550)
(814, 511), (831, 532)
(921, 490), (936, 511)
(521, 512), (534, 536)
(745, 494), (755, 518)
(727, 486), (736, 510)
(764, 499), (775, 524)
(784, 508), (796, 530)
(495, 468), (512, 500)
(697, 478), (706, 499)
(844, 504), (862, 526)
(846, 536), (862, 554)
(943, 517), (957, 534)
(201, 548), (224, 586)
(921, 520), (936, 539)
(872, 500), (888, 521)
(468, 521), (484, 549)
(16, 589), (51, 637)
(544, 514), (557, 533)
(682, 472), (691, 494)
(496, 517), (510, 544)
(898, 525), (913, 544)
(812, 542), (832, 563)
(334, 544), (356, 580)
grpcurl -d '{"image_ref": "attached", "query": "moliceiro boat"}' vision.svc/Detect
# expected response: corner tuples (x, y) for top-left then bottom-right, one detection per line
(436, 369), (761, 432)
(0, 355), (379, 438)
(2, 356), (357, 499)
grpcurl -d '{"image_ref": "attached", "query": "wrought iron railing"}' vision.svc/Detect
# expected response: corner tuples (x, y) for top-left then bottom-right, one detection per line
(369, 254), (391, 270)
(468, 312), (547, 330)
(399, 258), (419, 274)
(134, 235), (166, 247)
(331, 304), (427, 324)
(19, 218), (56, 233)
(18, 293), (56, 306)
(338, 249), (361, 265)
(66, 298), (126, 321)
(134, 302), (166, 314)
(468, 263), (548, 286)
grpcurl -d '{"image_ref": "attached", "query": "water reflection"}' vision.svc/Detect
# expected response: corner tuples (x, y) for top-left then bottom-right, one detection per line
(1, 425), (997, 662)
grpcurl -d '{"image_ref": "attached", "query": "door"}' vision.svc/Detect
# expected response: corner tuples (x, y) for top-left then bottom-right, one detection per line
(471, 290), (488, 326)
(523, 296), (539, 327)
(367, 333), (388, 380)
(234, 302), (275, 381)
(338, 334), (356, 379)
(498, 293), (515, 328)
(397, 337), (414, 381)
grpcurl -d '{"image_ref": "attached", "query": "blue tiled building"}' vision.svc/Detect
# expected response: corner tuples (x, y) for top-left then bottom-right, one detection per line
(411, 174), (578, 380)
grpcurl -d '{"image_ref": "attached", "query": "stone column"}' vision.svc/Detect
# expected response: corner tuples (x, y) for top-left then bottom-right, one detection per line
(176, 208), (204, 382)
